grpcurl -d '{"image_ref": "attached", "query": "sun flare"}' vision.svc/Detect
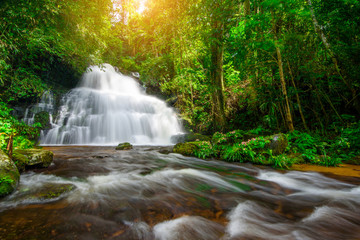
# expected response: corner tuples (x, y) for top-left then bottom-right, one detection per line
(136, 0), (147, 14)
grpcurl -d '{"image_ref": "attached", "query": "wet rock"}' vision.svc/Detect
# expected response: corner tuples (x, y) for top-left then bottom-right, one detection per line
(12, 149), (53, 170)
(116, 142), (133, 150)
(0, 149), (20, 197)
(267, 133), (288, 155)
(18, 183), (76, 201)
(171, 133), (211, 144)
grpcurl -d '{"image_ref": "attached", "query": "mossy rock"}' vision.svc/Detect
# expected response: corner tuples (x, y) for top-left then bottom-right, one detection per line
(12, 149), (53, 169)
(30, 183), (75, 200)
(0, 150), (20, 197)
(267, 133), (288, 155)
(116, 142), (133, 150)
(34, 111), (51, 130)
(18, 183), (76, 202)
(171, 133), (211, 144)
(173, 142), (203, 157)
(12, 151), (29, 172)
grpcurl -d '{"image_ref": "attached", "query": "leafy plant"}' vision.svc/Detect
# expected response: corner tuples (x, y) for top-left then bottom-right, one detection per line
(268, 154), (295, 169)
(0, 102), (39, 151)
(287, 130), (318, 161)
(193, 141), (216, 159)
(0, 176), (14, 185)
(221, 137), (270, 163)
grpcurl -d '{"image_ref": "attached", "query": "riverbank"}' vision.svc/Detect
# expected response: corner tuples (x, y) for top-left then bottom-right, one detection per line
(291, 163), (360, 178)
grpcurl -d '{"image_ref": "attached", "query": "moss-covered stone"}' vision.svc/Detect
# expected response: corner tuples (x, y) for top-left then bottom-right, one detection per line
(0, 149), (20, 197)
(32, 183), (75, 200)
(171, 133), (211, 144)
(34, 111), (51, 130)
(267, 133), (288, 155)
(116, 142), (133, 150)
(12, 151), (29, 172)
(18, 183), (76, 202)
(13, 149), (53, 169)
(173, 142), (203, 157)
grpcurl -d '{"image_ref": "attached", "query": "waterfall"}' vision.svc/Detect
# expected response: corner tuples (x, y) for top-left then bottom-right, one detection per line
(23, 90), (55, 126)
(40, 64), (182, 145)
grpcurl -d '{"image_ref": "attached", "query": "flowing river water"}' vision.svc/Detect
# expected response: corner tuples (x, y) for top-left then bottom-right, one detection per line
(1, 146), (359, 240)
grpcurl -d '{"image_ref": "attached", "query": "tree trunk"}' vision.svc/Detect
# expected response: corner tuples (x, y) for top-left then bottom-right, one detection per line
(6, 134), (13, 159)
(210, 21), (226, 131)
(287, 61), (308, 131)
(276, 46), (294, 131)
(307, 0), (360, 114)
(244, 0), (250, 16)
(272, 11), (294, 131)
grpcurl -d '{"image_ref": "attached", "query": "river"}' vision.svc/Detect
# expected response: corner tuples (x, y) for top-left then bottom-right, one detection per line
(0, 146), (359, 240)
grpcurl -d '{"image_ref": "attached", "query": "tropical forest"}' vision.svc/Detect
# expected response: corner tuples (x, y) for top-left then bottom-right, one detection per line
(0, 0), (360, 239)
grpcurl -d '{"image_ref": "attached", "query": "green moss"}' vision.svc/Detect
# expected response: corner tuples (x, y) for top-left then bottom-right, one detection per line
(116, 142), (133, 150)
(184, 133), (211, 142)
(195, 183), (213, 192)
(0, 177), (14, 197)
(173, 142), (199, 156)
(195, 196), (211, 208)
(12, 152), (29, 172)
(227, 179), (252, 192)
(0, 149), (20, 197)
(13, 149), (53, 168)
(33, 184), (75, 200)
(267, 133), (288, 155)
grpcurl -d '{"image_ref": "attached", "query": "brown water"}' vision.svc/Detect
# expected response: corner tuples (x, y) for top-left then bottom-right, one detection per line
(1, 146), (360, 240)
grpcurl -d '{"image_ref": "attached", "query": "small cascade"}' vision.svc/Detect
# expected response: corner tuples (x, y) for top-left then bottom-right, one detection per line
(23, 90), (55, 126)
(40, 64), (182, 145)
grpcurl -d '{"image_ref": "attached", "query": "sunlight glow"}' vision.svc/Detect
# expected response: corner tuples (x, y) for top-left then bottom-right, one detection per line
(136, 0), (147, 14)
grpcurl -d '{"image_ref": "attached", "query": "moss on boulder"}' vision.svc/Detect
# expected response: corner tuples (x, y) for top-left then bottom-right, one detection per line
(0, 149), (20, 197)
(171, 133), (211, 144)
(12, 151), (29, 172)
(12, 149), (53, 169)
(267, 133), (288, 155)
(29, 183), (75, 201)
(173, 142), (200, 157)
(116, 142), (133, 150)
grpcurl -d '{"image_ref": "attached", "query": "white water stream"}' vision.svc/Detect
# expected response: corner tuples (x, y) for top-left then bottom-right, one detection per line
(1, 147), (359, 240)
(40, 64), (182, 145)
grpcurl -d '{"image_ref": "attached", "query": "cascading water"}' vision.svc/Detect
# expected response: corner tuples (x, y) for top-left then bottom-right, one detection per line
(23, 90), (55, 126)
(40, 64), (182, 145)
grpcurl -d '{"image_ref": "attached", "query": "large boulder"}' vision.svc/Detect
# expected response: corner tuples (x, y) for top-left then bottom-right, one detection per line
(267, 133), (288, 155)
(171, 133), (211, 144)
(12, 149), (53, 171)
(116, 142), (133, 150)
(16, 183), (76, 202)
(0, 149), (20, 197)
(173, 142), (199, 157)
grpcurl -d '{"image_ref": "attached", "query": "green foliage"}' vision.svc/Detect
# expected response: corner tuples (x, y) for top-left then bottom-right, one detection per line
(268, 154), (295, 169)
(193, 141), (216, 159)
(221, 137), (270, 163)
(0, 102), (39, 151)
(327, 121), (360, 164)
(287, 130), (343, 166)
(287, 131), (319, 161)
(0, 176), (14, 185)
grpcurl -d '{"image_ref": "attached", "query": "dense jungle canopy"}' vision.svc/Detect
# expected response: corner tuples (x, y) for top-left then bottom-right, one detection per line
(0, 0), (360, 163)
